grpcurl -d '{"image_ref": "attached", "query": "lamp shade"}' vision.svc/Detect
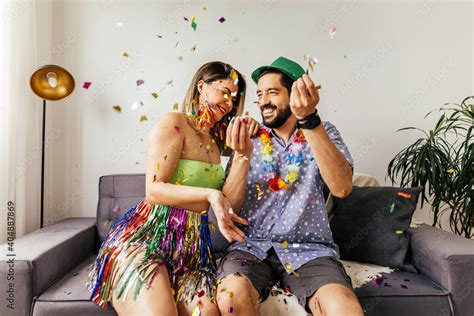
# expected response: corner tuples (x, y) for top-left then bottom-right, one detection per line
(30, 65), (75, 101)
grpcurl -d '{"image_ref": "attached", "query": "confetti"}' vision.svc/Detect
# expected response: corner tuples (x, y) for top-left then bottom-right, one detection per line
(202, 6), (207, 10)
(397, 192), (412, 199)
(173, 103), (179, 110)
(192, 305), (201, 316)
(151, 92), (158, 99)
(343, 54), (348, 59)
(183, 17), (189, 21)
(447, 168), (456, 173)
(329, 26), (337, 39)
(191, 16), (197, 31)
(112, 205), (120, 212)
(112, 105), (122, 113)
(395, 230), (404, 234)
(231, 69), (239, 85)
(389, 202), (395, 213)
(175, 125), (182, 134)
(255, 182), (264, 200)
(371, 275), (386, 286)
(219, 17), (226, 23)
(282, 241), (288, 248)
(284, 262), (299, 277)
(197, 289), (205, 297)
(178, 56), (183, 62)
(190, 44), (197, 52)
(132, 101), (144, 110)
(122, 52), (129, 58)
(136, 79), (145, 86)
(155, 163), (160, 171)
(156, 35), (163, 38)
(83, 82), (92, 89)
(303, 54), (318, 72)
(139, 115), (148, 122)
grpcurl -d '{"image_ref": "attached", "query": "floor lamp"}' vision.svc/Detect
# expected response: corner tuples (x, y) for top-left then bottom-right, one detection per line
(29, 65), (75, 228)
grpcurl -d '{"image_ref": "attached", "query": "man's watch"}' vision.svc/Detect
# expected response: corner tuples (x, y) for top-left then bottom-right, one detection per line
(296, 110), (321, 129)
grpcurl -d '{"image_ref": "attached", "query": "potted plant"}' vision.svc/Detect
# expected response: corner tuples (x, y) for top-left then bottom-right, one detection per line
(386, 96), (473, 238)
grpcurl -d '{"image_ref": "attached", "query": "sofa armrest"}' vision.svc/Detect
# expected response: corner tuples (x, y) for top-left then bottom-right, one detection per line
(409, 224), (474, 316)
(0, 217), (96, 316)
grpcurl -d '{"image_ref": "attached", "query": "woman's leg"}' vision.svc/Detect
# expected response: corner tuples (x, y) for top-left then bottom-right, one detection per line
(177, 291), (220, 316)
(111, 255), (178, 316)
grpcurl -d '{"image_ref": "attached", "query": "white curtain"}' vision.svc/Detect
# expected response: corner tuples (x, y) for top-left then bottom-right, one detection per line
(0, 1), (50, 243)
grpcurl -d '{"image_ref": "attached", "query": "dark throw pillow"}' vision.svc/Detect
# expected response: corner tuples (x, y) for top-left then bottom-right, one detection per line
(330, 186), (423, 272)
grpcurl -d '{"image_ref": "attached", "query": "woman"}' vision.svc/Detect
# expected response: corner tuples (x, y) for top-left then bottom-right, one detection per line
(88, 61), (259, 315)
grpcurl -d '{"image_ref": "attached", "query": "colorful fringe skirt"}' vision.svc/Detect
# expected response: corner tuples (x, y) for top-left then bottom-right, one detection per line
(88, 199), (217, 309)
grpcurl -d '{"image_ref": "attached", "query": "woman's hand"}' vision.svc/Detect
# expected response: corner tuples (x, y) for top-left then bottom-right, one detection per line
(226, 116), (254, 159)
(208, 190), (248, 243)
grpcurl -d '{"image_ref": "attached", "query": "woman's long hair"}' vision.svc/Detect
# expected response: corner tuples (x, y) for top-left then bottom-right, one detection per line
(181, 61), (246, 155)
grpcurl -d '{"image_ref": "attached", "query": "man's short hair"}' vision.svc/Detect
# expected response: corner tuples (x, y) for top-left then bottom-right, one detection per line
(258, 69), (294, 94)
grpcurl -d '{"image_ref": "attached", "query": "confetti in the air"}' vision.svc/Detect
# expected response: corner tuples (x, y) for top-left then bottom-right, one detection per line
(136, 79), (145, 86)
(178, 56), (183, 62)
(151, 92), (158, 99)
(83, 82), (92, 89)
(139, 115), (148, 122)
(112, 105), (122, 113)
(191, 16), (197, 31)
(395, 230), (404, 235)
(172, 103), (179, 110)
(131, 101), (144, 110)
(329, 26), (337, 39)
(122, 52), (129, 57)
(303, 54), (318, 72)
(219, 17), (226, 23)
(190, 44), (197, 52)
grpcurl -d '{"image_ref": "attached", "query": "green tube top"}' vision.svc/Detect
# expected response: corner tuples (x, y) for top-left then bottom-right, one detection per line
(169, 158), (225, 190)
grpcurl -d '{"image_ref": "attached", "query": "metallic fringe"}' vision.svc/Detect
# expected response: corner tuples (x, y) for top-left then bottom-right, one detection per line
(88, 200), (217, 309)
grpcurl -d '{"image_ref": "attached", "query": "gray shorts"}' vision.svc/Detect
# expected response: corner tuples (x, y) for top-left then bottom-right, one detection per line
(217, 248), (354, 311)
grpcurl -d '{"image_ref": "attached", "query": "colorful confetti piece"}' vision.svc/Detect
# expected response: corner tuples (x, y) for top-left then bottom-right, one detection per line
(282, 241), (288, 248)
(395, 230), (404, 235)
(190, 44), (197, 52)
(371, 275), (386, 286)
(255, 182), (264, 200)
(329, 26), (337, 39)
(151, 92), (158, 99)
(447, 168), (456, 173)
(191, 16), (197, 31)
(172, 102), (179, 110)
(155, 163), (159, 171)
(397, 192), (412, 199)
(112, 205), (120, 212)
(178, 56), (183, 62)
(175, 125), (182, 134)
(139, 115), (148, 122)
(303, 54), (318, 72)
(112, 105), (122, 113)
(136, 79), (144, 86)
(389, 202), (395, 213)
(192, 305), (201, 316)
(219, 17), (226, 23)
(83, 82), (92, 89)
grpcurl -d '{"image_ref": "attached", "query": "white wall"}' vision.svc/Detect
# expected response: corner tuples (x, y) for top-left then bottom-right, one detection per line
(38, 0), (472, 232)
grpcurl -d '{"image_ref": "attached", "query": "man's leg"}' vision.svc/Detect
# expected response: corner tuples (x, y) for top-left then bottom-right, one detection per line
(281, 256), (363, 316)
(216, 249), (277, 316)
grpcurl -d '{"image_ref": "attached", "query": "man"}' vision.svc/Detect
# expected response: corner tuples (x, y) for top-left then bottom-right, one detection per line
(217, 57), (364, 316)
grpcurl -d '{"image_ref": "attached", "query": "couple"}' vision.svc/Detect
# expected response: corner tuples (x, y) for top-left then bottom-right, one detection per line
(88, 57), (364, 316)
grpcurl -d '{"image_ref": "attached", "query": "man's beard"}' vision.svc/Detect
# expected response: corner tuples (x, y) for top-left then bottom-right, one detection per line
(261, 104), (292, 129)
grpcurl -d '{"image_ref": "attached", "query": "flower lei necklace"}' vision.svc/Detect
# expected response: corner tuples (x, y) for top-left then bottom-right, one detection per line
(258, 127), (306, 191)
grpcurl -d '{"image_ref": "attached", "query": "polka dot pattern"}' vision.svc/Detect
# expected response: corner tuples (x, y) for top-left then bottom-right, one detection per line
(229, 121), (354, 274)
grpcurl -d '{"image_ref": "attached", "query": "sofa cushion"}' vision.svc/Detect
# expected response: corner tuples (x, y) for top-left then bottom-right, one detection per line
(330, 186), (423, 272)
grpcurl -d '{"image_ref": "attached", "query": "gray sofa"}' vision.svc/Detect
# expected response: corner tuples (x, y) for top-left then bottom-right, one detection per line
(1, 173), (473, 316)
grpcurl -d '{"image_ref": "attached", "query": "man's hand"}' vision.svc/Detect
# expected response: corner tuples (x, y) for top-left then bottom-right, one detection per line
(289, 74), (321, 120)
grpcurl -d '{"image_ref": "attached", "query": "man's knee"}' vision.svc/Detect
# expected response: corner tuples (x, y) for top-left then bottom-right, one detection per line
(310, 285), (363, 316)
(217, 274), (259, 314)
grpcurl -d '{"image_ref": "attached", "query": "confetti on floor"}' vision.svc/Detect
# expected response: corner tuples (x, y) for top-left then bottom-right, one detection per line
(83, 82), (92, 89)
